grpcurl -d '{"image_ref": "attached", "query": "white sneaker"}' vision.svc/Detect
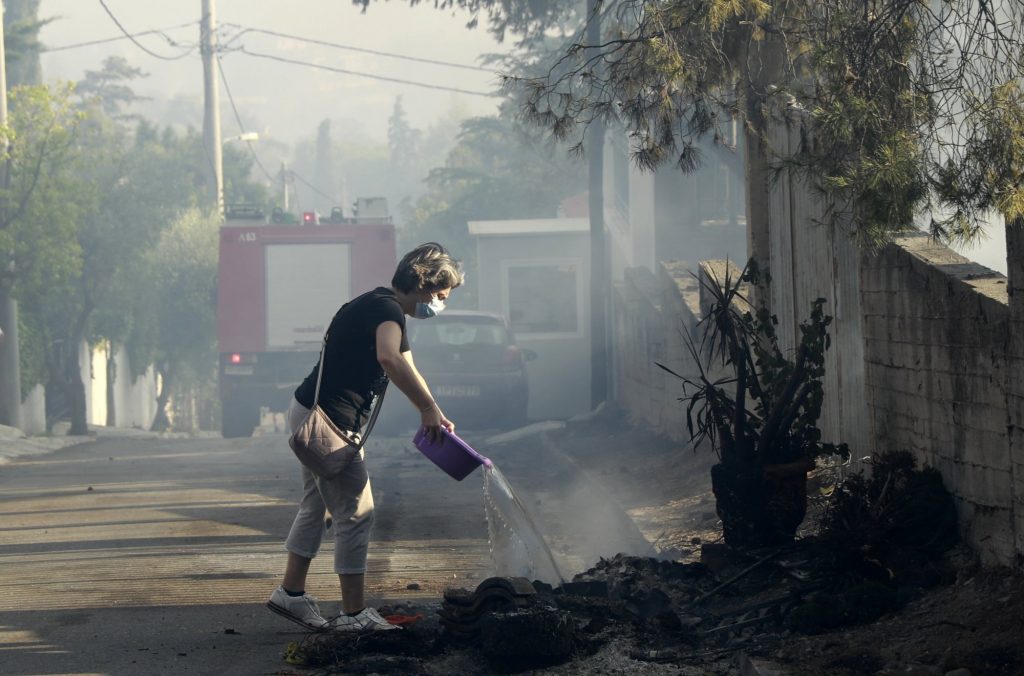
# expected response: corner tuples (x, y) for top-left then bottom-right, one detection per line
(329, 606), (400, 632)
(266, 586), (330, 631)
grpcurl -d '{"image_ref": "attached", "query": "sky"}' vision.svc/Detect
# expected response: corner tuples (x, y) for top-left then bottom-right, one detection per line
(38, 0), (510, 144)
(953, 218), (1006, 274)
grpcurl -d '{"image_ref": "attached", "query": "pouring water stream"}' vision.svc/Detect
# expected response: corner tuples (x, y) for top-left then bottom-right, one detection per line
(411, 427), (565, 584)
(482, 463), (565, 585)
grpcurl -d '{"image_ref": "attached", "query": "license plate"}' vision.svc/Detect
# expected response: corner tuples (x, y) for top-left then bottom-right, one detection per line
(435, 384), (480, 397)
(224, 365), (254, 375)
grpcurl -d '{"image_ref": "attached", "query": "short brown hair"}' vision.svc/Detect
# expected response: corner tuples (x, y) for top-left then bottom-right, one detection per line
(391, 242), (465, 294)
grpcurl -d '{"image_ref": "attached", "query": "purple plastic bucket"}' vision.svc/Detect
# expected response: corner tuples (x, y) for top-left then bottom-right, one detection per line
(413, 428), (493, 481)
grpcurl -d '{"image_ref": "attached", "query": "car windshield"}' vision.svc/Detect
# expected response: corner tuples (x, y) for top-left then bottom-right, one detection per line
(410, 318), (510, 347)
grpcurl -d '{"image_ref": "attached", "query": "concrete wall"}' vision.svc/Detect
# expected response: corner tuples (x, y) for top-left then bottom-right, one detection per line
(1005, 224), (1024, 567)
(20, 385), (45, 436)
(110, 346), (159, 429)
(611, 261), (701, 442)
(613, 221), (1023, 566)
(861, 233), (1018, 565)
(766, 111), (871, 457)
(9, 342), (157, 437)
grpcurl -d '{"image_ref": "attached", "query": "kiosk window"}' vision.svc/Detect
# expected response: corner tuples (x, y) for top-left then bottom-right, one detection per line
(507, 263), (579, 334)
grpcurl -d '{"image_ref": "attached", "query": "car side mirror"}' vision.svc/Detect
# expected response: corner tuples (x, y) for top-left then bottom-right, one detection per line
(522, 349), (538, 362)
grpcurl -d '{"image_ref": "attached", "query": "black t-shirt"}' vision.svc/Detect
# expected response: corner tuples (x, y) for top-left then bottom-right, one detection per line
(294, 287), (409, 432)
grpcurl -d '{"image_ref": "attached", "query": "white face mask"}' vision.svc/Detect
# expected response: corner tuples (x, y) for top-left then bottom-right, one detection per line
(414, 294), (446, 319)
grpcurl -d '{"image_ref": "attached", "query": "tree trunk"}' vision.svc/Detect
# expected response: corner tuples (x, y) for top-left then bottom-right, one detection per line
(66, 339), (88, 435)
(743, 102), (772, 282)
(0, 284), (22, 429)
(65, 302), (93, 435)
(587, 0), (608, 410)
(105, 341), (116, 427)
(43, 336), (66, 433)
(737, 27), (784, 311)
(150, 365), (172, 432)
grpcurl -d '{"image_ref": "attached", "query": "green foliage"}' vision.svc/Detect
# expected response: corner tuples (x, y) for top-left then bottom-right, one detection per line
(86, 122), (211, 357)
(1, 84), (85, 360)
(17, 309), (45, 400)
(130, 208), (220, 387)
(0, 84), (83, 264)
(76, 56), (150, 122)
(659, 259), (849, 466)
(509, 0), (1024, 248)
(4, 67), (263, 428)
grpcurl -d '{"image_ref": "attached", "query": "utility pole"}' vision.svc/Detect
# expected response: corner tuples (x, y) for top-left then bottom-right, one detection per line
(0, 1), (23, 431)
(587, 0), (608, 410)
(280, 162), (289, 212)
(201, 0), (223, 217)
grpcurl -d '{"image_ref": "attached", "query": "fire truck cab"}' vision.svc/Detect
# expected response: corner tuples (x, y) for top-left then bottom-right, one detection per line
(217, 202), (397, 437)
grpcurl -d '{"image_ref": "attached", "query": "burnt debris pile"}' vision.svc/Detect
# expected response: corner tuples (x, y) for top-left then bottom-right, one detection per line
(284, 452), (961, 673)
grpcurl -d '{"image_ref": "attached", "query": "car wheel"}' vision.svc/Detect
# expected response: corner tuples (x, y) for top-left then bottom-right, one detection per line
(221, 397), (258, 438)
(503, 398), (529, 429)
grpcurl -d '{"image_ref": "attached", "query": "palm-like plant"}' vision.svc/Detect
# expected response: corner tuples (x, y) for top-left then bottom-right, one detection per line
(661, 259), (848, 468)
(659, 259), (848, 545)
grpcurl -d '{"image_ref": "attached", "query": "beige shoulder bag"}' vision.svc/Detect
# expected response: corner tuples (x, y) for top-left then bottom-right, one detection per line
(288, 334), (386, 478)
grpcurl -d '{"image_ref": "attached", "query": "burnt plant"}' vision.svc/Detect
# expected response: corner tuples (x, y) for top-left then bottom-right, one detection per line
(658, 259), (849, 547)
(823, 450), (959, 581)
(659, 259), (849, 469)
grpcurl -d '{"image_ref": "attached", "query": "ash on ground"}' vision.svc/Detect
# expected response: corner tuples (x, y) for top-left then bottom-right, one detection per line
(284, 535), (1018, 675)
(280, 444), (1024, 675)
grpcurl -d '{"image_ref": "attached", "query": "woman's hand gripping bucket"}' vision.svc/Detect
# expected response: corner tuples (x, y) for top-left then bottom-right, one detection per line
(413, 427), (493, 481)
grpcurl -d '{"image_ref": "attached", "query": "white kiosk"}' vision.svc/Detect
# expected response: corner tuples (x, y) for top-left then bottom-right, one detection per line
(468, 218), (591, 420)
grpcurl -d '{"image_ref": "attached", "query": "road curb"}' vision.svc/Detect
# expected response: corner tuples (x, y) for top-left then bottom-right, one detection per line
(0, 425), (212, 464)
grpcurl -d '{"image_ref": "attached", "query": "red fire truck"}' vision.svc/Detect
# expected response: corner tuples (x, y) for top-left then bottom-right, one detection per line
(217, 204), (397, 437)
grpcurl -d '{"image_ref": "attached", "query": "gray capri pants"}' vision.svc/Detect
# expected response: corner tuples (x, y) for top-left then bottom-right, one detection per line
(284, 398), (375, 574)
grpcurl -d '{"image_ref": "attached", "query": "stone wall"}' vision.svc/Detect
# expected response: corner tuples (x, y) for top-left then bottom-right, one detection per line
(861, 232), (1018, 565)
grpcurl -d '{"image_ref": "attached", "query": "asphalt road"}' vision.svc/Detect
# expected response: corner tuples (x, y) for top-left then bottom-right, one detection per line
(0, 426), (652, 675)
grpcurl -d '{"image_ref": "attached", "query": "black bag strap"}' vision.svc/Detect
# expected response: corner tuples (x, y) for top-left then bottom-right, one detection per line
(311, 333), (387, 450)
(312, 335), (328, 407)
(359, 383), (387, 446)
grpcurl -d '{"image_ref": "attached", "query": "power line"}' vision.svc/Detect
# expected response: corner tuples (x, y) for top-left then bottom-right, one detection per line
(96, 0), (196, 61)
(216, 59), (340, 208)
(215, 55), (278, 184)
(235, 46), (499, 98)
(218, 55), (339, 206)
(42, 21), (198, 53)
(289, 169), (338, 205)
(221, 23), (493, 73)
